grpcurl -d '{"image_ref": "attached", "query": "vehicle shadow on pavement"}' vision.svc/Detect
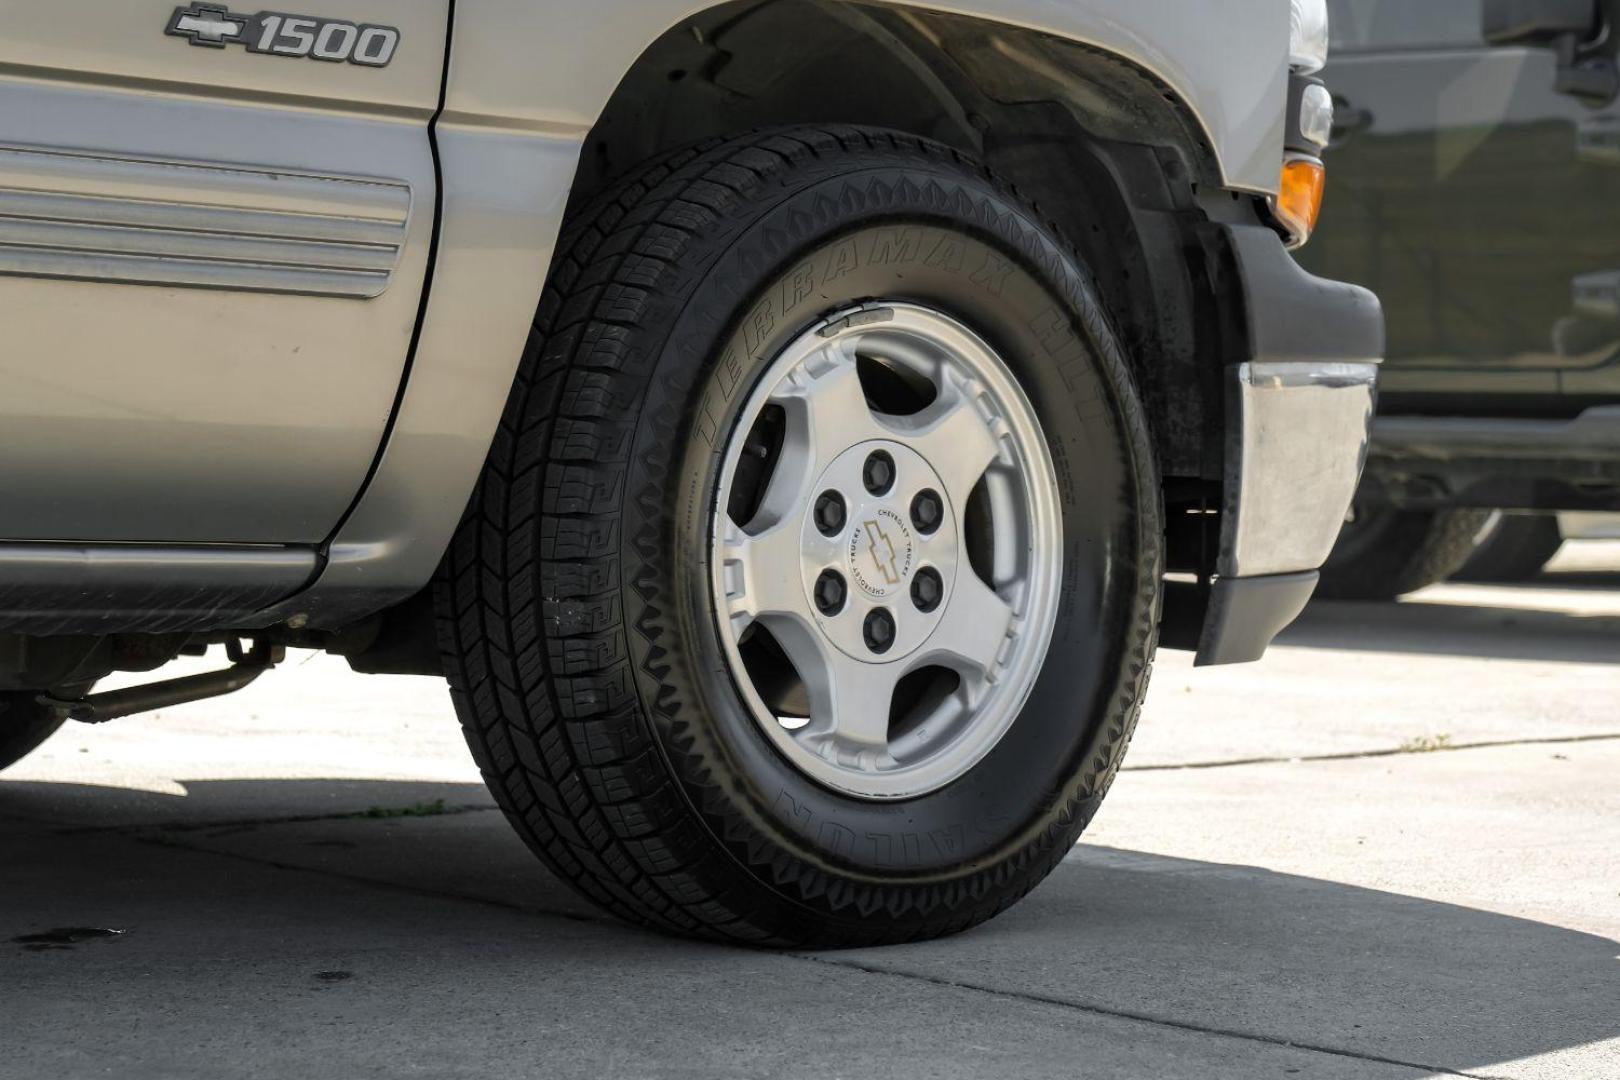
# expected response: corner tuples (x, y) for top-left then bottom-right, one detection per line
(4, 777), (1618, 1078)
(1534, 568), (1620, 592)
(1283, 598), (1620, 663)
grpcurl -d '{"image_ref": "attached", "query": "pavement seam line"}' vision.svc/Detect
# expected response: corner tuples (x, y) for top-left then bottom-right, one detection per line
(785, 953), (1514, 1080)
(1123, 731), (1620, 772)
(107, 821), (1517, 1080)
(49, 801), (500, 837)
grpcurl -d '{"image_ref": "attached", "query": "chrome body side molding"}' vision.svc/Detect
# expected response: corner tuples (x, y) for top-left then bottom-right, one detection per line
(0, 145), (410, 298)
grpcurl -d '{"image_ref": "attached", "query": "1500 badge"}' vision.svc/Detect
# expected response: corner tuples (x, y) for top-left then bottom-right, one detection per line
(166, 5), (399, 67)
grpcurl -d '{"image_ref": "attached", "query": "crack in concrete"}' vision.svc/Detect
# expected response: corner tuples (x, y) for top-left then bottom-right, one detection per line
(786, 952), (1516, 1080)
(1123, 732), (1620, 773)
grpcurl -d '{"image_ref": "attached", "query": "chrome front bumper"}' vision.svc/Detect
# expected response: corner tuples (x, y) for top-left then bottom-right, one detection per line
(1222, 361), (1379, 578)
(1190, 225), (1383, 665)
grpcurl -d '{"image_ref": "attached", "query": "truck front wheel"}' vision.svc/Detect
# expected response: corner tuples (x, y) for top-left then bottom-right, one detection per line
(1317, 502), (1492, 601)
(435, 127), (1161, 946)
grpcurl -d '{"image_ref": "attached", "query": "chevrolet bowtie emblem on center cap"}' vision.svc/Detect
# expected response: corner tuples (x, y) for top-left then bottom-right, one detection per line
(846, 507), (915, 598)
(165, 5), (402, 67)
(864, 520), (903, 587)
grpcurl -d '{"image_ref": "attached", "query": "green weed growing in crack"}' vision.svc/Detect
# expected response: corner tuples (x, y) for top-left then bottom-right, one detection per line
(1397, 734), (1454, 754)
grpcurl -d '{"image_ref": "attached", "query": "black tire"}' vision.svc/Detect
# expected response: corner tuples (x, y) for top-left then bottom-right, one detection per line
(0, 692), (65, 773)
(434, 127), (1161, 947)
(1453, 513), (1563, 582)
(1316, 503), (1492, 601)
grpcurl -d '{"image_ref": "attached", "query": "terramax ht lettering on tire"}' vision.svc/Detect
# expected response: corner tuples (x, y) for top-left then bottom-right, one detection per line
(435, 127), (1162, 947)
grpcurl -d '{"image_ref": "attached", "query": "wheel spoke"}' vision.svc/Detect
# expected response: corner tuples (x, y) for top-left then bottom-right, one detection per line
(772, 340), (886, 470)
(717, 517), (809, 634)
(924, 570), (1015, 684)
(894, 382), (1007, 510)
(795, 648), (901, 767)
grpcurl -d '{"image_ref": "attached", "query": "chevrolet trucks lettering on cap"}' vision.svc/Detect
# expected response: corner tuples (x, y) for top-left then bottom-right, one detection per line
(166, 5), (400, 67)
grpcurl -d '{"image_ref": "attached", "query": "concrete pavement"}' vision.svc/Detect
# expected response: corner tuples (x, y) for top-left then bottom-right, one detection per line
(4, 544), (1618, 1079)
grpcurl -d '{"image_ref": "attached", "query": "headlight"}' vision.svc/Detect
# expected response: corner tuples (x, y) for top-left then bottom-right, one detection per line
(1298, 81), (1334, 149)
(1290, 0), (1330, 73)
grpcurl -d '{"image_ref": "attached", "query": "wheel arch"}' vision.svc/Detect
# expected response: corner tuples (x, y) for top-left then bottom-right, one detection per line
(573, 1), (1233, 481)
(445, 0), (1285, 195)
(565, 0), (1227, 203)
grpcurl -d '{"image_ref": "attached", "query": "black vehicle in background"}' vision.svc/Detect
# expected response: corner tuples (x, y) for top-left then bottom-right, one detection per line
(1301, 0), (1620, 597)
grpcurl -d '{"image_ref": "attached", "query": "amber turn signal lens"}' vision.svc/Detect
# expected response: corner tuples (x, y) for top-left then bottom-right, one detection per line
(1276, 157), (1325, 246)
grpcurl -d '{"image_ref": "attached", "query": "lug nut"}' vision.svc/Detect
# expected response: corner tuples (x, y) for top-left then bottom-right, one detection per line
(862, 450), (896, 496)
(813, 491), (846, 536)
(863, 607), (896, 654)
(814, 569), (847, 616)
(910, 567), (943, 612)
(910, 489), (943, 535)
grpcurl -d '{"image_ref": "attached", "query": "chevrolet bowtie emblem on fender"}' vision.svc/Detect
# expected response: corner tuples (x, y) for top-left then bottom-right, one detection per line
(167, 4), (246, 46)
(165, 5), (402, 67)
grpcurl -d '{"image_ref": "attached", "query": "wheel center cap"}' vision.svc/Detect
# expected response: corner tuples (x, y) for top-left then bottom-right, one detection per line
(801, 440), (957, 663)
(847, 507), (914, 599)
